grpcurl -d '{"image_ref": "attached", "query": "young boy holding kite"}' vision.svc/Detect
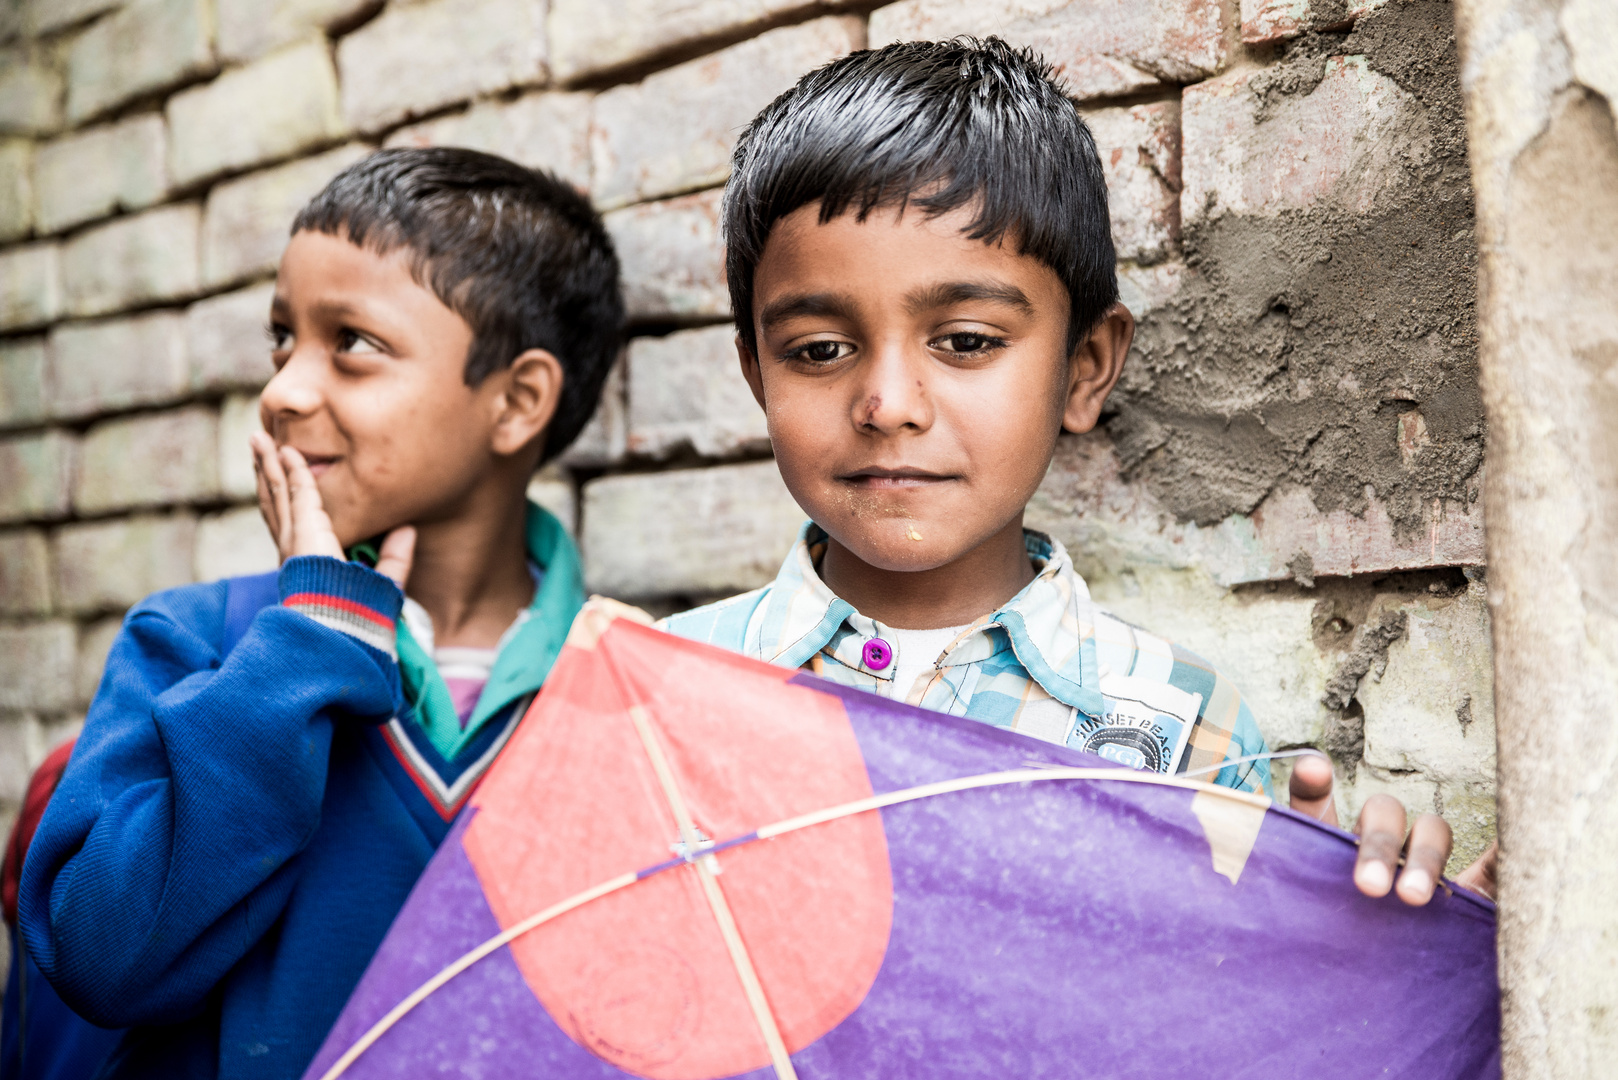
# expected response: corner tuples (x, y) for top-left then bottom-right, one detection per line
(663, 38), (1495, 904)
(17, 148), (625, 1079)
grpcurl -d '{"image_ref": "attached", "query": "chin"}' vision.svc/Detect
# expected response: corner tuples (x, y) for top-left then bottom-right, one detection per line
(838, 527), (959, 574)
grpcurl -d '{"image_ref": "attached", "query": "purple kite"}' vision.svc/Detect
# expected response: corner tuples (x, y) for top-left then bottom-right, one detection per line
(305, 611), (1500, 1080)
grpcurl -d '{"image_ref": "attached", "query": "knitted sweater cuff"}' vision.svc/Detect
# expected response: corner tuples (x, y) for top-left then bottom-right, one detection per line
(279, 555), (404, 662)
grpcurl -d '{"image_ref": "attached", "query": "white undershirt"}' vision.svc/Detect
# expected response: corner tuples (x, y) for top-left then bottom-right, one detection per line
(884, 624), (969, 702)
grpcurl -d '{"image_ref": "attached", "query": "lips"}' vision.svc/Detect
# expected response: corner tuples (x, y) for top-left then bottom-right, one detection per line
(837, 467), (956, 488)
(293, 451), (340, 478)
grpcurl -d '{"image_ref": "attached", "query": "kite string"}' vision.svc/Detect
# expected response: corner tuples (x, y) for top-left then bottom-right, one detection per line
(315, 764), (1275, 1080)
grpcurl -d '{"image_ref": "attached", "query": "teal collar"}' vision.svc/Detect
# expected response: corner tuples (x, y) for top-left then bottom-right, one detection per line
(395, 502), (586, 761)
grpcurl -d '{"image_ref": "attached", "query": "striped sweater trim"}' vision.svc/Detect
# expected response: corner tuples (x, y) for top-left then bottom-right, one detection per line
(283, 592), (397, 659)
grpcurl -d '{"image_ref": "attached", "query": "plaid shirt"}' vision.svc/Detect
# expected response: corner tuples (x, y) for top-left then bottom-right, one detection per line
(663, 523), (1272, 795)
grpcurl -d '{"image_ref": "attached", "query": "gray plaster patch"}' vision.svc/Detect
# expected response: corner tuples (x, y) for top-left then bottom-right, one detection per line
(1106, 0), (1481, 535)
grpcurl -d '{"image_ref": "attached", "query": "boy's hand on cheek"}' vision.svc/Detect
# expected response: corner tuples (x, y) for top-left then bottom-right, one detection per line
(253, 432), (342, 562)
(253, 432), (417, 588)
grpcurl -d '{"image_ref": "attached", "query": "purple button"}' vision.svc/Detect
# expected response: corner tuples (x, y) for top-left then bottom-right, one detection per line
(862, 637), (893, 672)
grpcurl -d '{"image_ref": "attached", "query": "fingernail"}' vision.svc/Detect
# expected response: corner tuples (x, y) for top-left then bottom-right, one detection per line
(1400, 869), (1433, 900)
(1356, 861), (1392, 896)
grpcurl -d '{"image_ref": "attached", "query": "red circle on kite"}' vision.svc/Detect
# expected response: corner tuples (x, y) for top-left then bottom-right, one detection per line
(463, 624), (894, 1079)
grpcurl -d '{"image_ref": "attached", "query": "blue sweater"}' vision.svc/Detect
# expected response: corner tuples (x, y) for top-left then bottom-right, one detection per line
(18, 516), (584, 1079)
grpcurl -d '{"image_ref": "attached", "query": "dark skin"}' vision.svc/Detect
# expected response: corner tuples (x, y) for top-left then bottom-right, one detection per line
(740, 201), (1498, 903)
(252, 229), (563, 649)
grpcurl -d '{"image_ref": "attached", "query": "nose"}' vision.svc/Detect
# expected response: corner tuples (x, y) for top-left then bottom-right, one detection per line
(258, 344), (325, 439)
(851, 339), (934, 435)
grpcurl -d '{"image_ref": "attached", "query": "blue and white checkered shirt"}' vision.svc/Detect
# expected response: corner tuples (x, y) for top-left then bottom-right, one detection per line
(662, 522), (1272, 795)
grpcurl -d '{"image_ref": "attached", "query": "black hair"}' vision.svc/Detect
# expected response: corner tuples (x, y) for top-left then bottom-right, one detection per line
(723, 37), (1117, 355)
(292, 147), (625, 463)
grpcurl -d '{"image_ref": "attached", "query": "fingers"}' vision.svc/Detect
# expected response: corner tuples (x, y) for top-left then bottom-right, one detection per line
(1353, 795), (1408, 899)
(1453, 839), (1498, 901)
(278, 446), (344, 560)
(1396, 813), (1453, 906)
(251, 432), (291, 559)
(1352, 796), (1456, 906)
(1287, 752), (1339, 825)
(374, 526), (416, 588)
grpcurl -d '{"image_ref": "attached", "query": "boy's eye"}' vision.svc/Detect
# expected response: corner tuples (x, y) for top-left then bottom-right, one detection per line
(266, 322), (293, 353)
(336, 328), (384, 355)
(788, 340), (854, 365)
(933, 332), (1005, 355)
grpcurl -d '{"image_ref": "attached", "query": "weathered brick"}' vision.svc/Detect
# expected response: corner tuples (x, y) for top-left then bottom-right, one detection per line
(551, 0), (845, 84)
(386, 92), (592, 193)
(23, 0), (121, 37)
(337, 0), (545, 134)
(870, 0), (1224, 101)
(590, 17), (862, 209)
(167, 39), (345, 188)
(1359, 587), (1495, 784)
(560, 358), (626, 467)
(34, 113), (166, 234)
(201, 143), (371, 289)
(0, 44), (63, 136)
(74, 613), (122, 705)
(0, 0), (17, 43)
(218, 0), (377, 63)
(0, 620), (75, 711)
(0, 242), (59, 330)
(1029, 432), (1485, 589)
(75, 405), (220, 514)
(1116, 260), (1184, 318)
(0, 137), (31, 243)
(1180, 55), (1419, 228)
(186, 280), (276, 391)
(605, 189), (727, 322)
(54, 512), (195, 613)
(1239, 0), (1311, 43)
(525, 473), (575, 536)
(0, 529), (50, 616)
(47, 311), (188, 420)
(1239, 0), (1389, 44)
(60, 202), (201, 318)
(626, 324), (767, 460)
(217, 392), (260, 500)
(0, 430), (73, 523)
(66, 0), (214, 125)
(0, 337), (47, 429)
(195, 505), (278, 582)
(580, 460), (804, 598)
(66, 0), (215, 124)
(1085, 100), (1180, 264)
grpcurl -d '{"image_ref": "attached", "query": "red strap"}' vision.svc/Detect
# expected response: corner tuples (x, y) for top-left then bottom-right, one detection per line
(2, 739), (77, 926)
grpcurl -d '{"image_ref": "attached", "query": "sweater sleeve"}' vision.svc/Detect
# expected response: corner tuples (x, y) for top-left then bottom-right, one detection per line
(17, 556), (404, 1027)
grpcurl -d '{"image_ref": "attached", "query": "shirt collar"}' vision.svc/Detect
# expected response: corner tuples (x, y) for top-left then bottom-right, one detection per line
(746, 521), (1104, 714)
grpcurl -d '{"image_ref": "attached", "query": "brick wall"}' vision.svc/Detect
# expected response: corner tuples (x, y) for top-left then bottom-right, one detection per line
(0, 0), (1493, 867)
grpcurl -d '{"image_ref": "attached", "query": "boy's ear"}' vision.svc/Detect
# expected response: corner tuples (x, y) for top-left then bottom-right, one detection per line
(1061, 303), (1134, 435)
(491, 347), (565, 457)
(737, 334), (767, 412)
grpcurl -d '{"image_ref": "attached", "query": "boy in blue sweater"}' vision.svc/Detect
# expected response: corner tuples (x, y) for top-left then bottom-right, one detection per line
(18, 148), (625, 1079)
(661, 40), (1496, 905)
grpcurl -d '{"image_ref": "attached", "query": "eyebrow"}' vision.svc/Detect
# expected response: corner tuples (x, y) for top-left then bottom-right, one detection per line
(758, 292), (859, 329)
(758, 280), (1035, 331)
(905, 281), (1034, 315)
